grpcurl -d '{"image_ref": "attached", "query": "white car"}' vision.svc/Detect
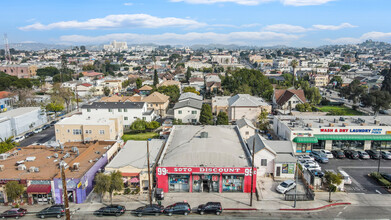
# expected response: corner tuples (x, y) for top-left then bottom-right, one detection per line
(33, 128), (43, 134)
(298, 155), (315, 161)
(276, 180), (296, 194)
(321, 150), (334, 159)
(12, 136), (25, 143)
(304, 161), (320, 168)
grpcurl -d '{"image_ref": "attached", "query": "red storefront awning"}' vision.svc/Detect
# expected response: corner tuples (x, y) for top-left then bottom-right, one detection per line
(27, 184), (51, 194)
(122, 173), (139, 177)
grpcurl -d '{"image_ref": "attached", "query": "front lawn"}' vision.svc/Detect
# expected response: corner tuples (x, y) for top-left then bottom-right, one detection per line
(122, 132), (159, 141)
(317, 105), (364, 116)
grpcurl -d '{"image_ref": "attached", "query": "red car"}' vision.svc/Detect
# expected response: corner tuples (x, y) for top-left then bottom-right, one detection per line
(0, 208), (27, 219)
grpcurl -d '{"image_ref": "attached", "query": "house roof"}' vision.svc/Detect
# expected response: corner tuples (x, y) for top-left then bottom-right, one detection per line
(274, 89), (306, 106)
(142, 92), (169, 103)
(100, 95), (142, 102)
(81, 102), (145, 109)
(139, 85), (153, 91)
(236, 118), (257, 130)
(189, 77), (204, 83)
(173, 99), (203, 110)
(0, 91), (11, 99)
(105, 140), (165, 169)
(82, 71), (103, 77)
(80, 83), (92, 87)
(178, 92), (203, 101)
(158, 80), (180, 87)
(248, 134), (295, 163)
(228, 94), (269, 107)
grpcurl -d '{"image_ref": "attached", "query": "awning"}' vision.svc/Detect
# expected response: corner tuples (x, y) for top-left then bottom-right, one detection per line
(27, 184), (51, 194)
(122, 173), (139, 177)
(129, 177), (139, 183)
(315, 134), (391, 141)
(293, 137), (319, 143)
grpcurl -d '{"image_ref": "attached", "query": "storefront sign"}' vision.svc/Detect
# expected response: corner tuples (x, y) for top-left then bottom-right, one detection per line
(77, 182), (82, 189)
(157, 167), (256, 176)
(387, 131), (391, 135)
(293, 133), (311, 137)
(320, 128), (382, 134)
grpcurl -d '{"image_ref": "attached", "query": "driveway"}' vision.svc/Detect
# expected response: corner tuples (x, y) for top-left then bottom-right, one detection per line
(320, 158), (391, 194)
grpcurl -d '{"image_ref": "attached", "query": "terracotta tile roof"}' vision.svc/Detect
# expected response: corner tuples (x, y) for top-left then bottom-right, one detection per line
(275, 89), (306, 106)
(142, 92), (169, 103)
(0, 91), (11, 99)
(139, 85), (153, 91)
(80, 83), (92, 87)
(82, 71), (104, 77)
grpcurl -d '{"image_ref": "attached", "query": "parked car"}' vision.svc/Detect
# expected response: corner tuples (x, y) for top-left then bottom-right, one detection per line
(344, 150), (359, 159)
(33, 128), (42, 134)
(276, 180), (296, 194)
(381, 173), (391, 182)
(42, 124), (51, 130)
(331, 150), (345, 159)
(298, 155), (314, 161)
(0, 208), (27, 219)
(357, 151), (370, 159)
(24, 132), (34, 138)
(50, 120), (58, 126)
(365, 150), (380, 159)
(12, 136), (25, 143)
(321, 150), (334, 159)
(164, 202), (191, 216)
(310, 169), (325, 178)
(36, 205), (65, 219)
(131, 204), (164, 217)
(197, 202), (222, 215)
(310, 151), (329, 163)
(95, 205), (126, 217)
(339, 170), (352, 185)
(381, 151), (391, 160)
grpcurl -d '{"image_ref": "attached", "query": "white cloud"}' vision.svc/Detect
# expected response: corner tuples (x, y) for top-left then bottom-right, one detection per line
(19, 14), (206, 31)
(262, 24), (309, 33)
(123, 2), (133, 6)
(312, 22), (357, 30)
(170, 0), (335, 6)
(59, 31), (301, 45)
(326, 31), (391, 44)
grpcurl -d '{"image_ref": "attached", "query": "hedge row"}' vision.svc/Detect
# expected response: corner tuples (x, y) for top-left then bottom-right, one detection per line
(370, 172), (391, 189)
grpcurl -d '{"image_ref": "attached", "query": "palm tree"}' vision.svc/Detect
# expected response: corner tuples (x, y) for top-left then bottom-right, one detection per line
(291, 60), (299, 88)
(0, 137), (19, 154)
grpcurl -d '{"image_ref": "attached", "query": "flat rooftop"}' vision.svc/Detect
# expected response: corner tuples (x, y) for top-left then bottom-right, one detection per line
(160, 125), (250, 167)
(0, 141), (116, 180)
(0, 107), (41, 118)
(276, 115), (391, 131)
(57, 115), (115, 125)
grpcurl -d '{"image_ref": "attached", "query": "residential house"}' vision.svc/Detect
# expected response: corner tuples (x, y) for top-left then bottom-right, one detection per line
(55, 114), (123, 143)
(211, 96), (230, 115)
(205, 74), (222, 93)
(157, 80), (181, 89)
(76, 83), (93, 97)
(236, 118), (257, 140)
(173, 99), (203, 124)
(272, 89), (306, 111)
(247, 134), (296, 179)
(310, 74), (329, 87)
(81, 102), (154, 128)
(102, 80), (123, 94)
(105, 140), (165, 194)
(228, 94), (272, 121)
(138, 85), (153, 96)
(82, 71), (104, 79)
(100, 94), (142, 102)
(0, 91), (14, 112)
(189, 77), (205, 91)
(142, 92), (170, 117)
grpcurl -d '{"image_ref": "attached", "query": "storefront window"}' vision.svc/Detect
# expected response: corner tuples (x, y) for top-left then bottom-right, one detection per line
(169, 175), (189, 192)
(296, 143), (312, 153)
(312, 141), (325, 150)
(192, 175), (219, 193)
(372, 141), (391, 149)
(222, 175), (244, 192)
(332, 140), (364, 150)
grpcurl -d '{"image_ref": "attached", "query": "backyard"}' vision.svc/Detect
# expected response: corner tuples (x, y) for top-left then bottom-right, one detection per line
(122, 132), (159, 141)
(317, 105), (364, 116)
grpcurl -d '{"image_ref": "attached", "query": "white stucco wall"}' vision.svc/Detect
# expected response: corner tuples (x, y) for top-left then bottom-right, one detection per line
(254, 149), (275, 177)
(174, 107), (200, 123)
(240, 125), (256, 140)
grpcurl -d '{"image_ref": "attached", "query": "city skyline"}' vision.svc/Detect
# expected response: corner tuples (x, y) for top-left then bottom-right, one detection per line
(2, 0), (391, 46)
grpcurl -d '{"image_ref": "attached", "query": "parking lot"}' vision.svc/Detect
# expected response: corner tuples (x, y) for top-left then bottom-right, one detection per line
(319, 157), (391, 194)
(18, 126), (55, 147)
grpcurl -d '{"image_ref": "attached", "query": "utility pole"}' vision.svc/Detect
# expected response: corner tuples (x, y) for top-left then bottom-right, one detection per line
(60, 162), (71, 220)
(147, 139), (152, 206)
(294, 161), (298, 208)
(76, 85), (79, 112)
(378, 147), (382, 173)
(250, 139), (255, 207)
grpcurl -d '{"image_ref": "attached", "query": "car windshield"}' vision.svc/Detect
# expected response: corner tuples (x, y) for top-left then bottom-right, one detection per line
(280, 182), (289, 187)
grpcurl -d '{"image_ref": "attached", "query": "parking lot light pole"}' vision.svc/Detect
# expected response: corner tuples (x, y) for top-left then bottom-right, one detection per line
(294, 161), (298, 208)
(378, 147), (382, 173)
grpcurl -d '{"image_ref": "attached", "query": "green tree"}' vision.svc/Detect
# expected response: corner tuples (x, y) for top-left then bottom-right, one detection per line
(295, 103), (306, 112)
(82, 64), (95, 71)
(381, 68), (391, 93)
(109, 171), (124, 205)
(182, 87), (200, 95)
(80, 45), (86, 52)
(305, 87), (322, 105)
(258, 110), (269, 132)
(45, 101), (64, 117)
(136, 78), (142, 89)
(340, 65), (351, 72)
(146, 121), (160, 130)
(200, 104), (213, 125)
(324, 171), (343, 202)
(5, 181), (25, 204)
(340, 79), (365, 104)
(153, 70), (159, 87)
(216, 111), (228, 125)
(94, 173), (111, 203)
(0, 137), (19, 154)
(36, 67), (60, 77)
(52, 83), (74, 113)
(130, 119), (147, 132)
(103, 87), (110, 96)
(291, 60), (298, 88)
(361, 90), (391, 114)
(330, 76), (343, 88)
(156, 85), (180, 102)
(185, 67), (192, 83)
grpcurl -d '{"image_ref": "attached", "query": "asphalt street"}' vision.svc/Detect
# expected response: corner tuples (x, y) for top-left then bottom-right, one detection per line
(320, 157), (391, 194)
(18, 126), (55, 147)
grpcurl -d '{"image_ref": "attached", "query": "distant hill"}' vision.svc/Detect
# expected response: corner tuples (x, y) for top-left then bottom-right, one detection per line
(0, 43), (73, 51)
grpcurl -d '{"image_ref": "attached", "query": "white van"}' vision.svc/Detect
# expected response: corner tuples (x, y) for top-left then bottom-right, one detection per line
(339, 170), (352, 185)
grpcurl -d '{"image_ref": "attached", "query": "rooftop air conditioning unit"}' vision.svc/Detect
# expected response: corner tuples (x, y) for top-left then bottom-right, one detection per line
(34, 167), (40, 172)
(0, 154), (8, 160)
(29, 166), (36, 172)
(0, 165), (4, 171)
(26, 156), (36, 162)
(18, 164), (26, 171)
(73, 163), (80, 171)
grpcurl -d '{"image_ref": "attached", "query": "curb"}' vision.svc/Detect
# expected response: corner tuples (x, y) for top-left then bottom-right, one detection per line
(224, 208), (258, 211)
(279, 202), (351, 211)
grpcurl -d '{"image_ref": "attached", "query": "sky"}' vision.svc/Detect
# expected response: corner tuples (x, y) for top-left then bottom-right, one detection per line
(2, 0), (391, 47)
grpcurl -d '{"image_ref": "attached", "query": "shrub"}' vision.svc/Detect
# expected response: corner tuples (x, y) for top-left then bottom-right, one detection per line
(124, 188), (131, 195)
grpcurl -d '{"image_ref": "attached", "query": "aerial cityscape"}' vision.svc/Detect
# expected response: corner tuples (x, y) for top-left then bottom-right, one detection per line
(1, 0), (391, 219)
